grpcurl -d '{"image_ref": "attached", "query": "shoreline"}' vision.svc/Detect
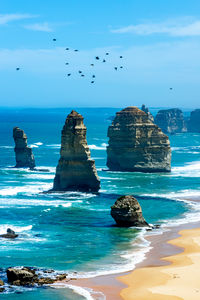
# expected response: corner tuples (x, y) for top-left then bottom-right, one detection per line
(61, 198), (200, 300)
(119, 227), (200, 300)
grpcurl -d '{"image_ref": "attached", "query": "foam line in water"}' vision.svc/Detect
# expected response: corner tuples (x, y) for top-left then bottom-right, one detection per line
(0, 224), (32, 235)
(89, 143), (107, 150)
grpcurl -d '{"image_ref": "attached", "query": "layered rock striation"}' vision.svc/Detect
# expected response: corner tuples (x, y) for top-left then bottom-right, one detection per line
(52, 110), (100, 192)
(13, 127), (35, 169)
(188, 109), (200, 132)
(107, 107), (171, 172)
(154, 108), (187, 134)
(111, 195), (149, 227)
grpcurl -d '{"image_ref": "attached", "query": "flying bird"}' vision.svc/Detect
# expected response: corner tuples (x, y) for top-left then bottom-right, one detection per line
(78, 71), (82, 73)
(81, 74), (85, 77)
(90, 64), (94, 66)
(16, 68), (20, 71)
(92, 75), (95, 78)
(95, 56), (100, 60)
(103, 59), (106, 63)
(120, 56), (123, 58)
(106, 53), (109, 55)
(53, 38), (56, 41)
(67, 73), (71, 76)
(114, 67), (118, 71)
(91, 81), (95, 83)
(65, 63), (69, 65)
(170, 88), (173, 90)
(66, 48), (69, 50)
(120, 66), (123, 69)
(74, 49), (79, 52)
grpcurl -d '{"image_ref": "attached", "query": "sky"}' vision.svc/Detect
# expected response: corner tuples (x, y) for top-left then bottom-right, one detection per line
(1, 0), (200, 108)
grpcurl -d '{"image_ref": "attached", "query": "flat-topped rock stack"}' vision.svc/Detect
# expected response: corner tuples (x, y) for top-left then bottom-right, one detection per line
(13, 127), (35, 169)
(52, 110), (100, 192)
(188, 109), (200, 132)
(155, 108), (187, 134)
(107, 106), (171, 172)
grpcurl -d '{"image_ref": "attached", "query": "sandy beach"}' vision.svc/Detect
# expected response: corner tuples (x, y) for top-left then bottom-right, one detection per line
(119, 227), (200, 300)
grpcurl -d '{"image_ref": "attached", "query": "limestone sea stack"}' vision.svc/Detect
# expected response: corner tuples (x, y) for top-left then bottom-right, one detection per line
(188, 109), (200, 132)
(52, 110), (100, 192)
(13, 127), (35, 169)
(154, 108), (187, 134)
(141, 104), (154, 123)
(107, 107), (171, 172)
(111, 195), (149, 227)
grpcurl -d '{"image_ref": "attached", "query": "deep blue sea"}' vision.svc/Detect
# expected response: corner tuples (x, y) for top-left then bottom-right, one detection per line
(0, 107), (200, 299)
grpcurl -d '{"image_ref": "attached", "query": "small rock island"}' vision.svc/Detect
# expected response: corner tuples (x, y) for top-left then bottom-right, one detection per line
(52, 110), (100, 192)
(188, 109), (200, 133)
(155, 108), (187, 134)
(111, 195), (149, 227)
(13, 127), (35, 169)
(107, 106), (171, 172)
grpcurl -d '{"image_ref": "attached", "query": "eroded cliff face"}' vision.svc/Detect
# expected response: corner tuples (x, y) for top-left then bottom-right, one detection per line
(188, 109), (200, 133)
(141, 104), (154, 123)
(13, 127), (35, 169)
(107, 106), (171, 172)
(154, 108), (187, 134)
(53, 110), (100, 192)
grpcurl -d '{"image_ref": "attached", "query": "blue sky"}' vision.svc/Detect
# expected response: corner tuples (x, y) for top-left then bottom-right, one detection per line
(1, 0), (200, 107)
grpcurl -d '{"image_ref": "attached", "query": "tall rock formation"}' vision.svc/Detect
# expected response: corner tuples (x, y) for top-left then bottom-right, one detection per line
(13, 127), (35, 169)
(154, 108), (187, 134)
(111, 195), (149, 227)
(107, 106), (171, 172)
(141, 104), (154, 123)
(188, 109), (200, 132)
(52, 110), (100, 192)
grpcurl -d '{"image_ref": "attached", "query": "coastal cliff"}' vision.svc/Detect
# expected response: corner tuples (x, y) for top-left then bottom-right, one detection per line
(154, 108), (187, 134)
(13, 127), (35, 169)
(188, 109), (200, 132)
(52, 110), (100, 192)
(141, 104), (154, 123)
(107, 106), (171, 172)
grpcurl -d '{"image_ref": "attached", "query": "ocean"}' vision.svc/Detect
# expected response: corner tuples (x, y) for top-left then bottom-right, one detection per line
(0, 107), (200, 299)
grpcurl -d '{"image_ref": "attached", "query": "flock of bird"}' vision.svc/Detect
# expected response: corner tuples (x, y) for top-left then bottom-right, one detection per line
(16, 38), (125, 85)
(15, 38), (173, 89)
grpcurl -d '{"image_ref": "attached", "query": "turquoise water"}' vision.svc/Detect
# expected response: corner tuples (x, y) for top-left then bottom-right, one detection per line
(0, 108), (200, 299)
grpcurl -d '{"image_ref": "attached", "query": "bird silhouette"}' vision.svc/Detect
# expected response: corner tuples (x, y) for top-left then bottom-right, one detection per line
(67, 73), (71, 76)
(120, 66), (123, 69)
(170, 88), (173, 90)
(78, 71), (82, 73)
(81, 74), (85, 77)
(66, 48), (69, 50)
(114, 67), (118, 71)
(95, 56), (100, 60)
(120, 56), (123, 58)
(90, 64), (94, 66)
(74, 49), (79, 52)
(91, 81), (95, 83)
(16, 67), (20, 71)
(53, 38), (56, 41)
(103, 59), (106, 63)
(65, 63), (69, 65)
(106, 53), (109, 55)
(92, 75), (95, 78)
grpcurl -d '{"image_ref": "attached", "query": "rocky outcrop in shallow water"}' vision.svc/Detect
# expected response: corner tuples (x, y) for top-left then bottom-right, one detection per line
(52, 110), (100, 192)
(0, 228), (18, 239)
(107, 106), (171, 172)
(188, 109), (200, 132)
(111, 195), (149, 227)
(6, 267), (67, 287)
(141, 104), (154, 122)
(13, 127), (35, 169)
(0, 280), (4, 293)
(154, 108), (187, 134)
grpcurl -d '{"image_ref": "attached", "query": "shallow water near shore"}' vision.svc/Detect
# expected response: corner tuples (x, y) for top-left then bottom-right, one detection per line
(0, 107), (200, 299)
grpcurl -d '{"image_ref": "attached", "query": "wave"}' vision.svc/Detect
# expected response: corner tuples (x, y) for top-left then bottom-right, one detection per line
(53, 283), (100, 300)
(171, 161), (200, 177)
(89, 143), (107, 150)
(46, 144), (61, 149)
(0, 146), (13, 149)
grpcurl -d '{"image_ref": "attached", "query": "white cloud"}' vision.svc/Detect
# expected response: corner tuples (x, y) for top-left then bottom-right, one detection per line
(0, 13), (35, 25)
(24, 22), (53, 32)
(111, 18), (200, 37)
